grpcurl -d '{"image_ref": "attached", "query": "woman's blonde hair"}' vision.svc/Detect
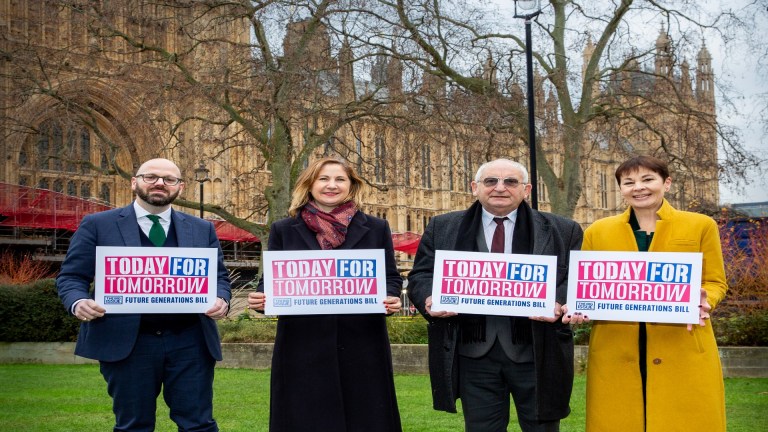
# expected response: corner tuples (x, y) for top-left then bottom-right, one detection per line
(288, 157), (364, 216)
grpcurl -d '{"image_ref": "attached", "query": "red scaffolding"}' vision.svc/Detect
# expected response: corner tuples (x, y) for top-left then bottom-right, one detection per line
(0, 182), (258, 242)
(0, 182), (422, 252)
(391, 231), (421, 255)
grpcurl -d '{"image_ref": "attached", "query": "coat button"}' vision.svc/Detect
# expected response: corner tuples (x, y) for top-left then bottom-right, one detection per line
(652, 358), (662, 365)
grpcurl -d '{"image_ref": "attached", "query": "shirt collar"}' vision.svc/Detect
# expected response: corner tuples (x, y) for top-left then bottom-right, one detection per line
(133, 201), (172, 222)
(481, 207), (518, 227)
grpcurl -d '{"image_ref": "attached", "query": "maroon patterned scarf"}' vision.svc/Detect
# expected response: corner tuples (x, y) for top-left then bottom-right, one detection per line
(301, 201), (358, 250)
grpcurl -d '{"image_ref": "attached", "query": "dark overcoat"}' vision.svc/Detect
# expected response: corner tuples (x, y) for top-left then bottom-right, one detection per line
(407, 201), (582, 421)
(263, 211), (403, 432)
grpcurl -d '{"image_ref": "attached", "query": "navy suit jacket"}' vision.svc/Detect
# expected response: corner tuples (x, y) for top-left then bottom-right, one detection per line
(57, 204), (231, 362)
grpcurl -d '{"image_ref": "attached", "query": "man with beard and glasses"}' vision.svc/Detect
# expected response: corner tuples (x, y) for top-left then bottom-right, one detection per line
(57, 158), (231, 432)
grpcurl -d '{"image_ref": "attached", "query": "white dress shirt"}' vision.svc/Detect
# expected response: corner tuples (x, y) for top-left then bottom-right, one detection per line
(480, 207), (518, 254)
(133, 201), (172, 238)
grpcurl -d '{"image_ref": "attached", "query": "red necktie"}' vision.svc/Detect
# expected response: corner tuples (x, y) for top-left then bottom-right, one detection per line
(491, 217), (508, 253)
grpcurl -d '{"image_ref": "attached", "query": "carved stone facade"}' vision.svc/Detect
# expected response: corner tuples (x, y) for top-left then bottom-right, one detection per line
(2, 2), (719, 253)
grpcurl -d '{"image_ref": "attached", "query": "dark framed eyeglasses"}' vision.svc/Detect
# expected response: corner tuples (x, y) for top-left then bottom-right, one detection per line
(135, 174), (184, 186)
(480, 177), (525, 188)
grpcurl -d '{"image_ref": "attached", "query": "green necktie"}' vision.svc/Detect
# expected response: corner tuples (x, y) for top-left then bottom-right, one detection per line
(146, 214), (166, 247)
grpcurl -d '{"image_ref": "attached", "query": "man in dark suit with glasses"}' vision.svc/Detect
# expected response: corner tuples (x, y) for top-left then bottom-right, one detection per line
(408, 158), (582, 432)
(58, 158), (231, 432)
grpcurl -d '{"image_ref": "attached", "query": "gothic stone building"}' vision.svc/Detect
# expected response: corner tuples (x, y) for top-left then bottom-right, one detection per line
(1, 3), (719, 267)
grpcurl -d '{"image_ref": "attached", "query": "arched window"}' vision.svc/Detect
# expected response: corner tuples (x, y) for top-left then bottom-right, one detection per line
(21, 119), (104, 201)
(421, 146), (432, 188)
(100, 183), (111, 203)
(31, 120), (93, 173)
(37, 124), (50, 169)
(51, 124), (63, 171)
(80, 129), (90, 174)
(66, 129), (77, 172)
(375, 136), (386, 183)
(19, 145), (28, 167)
(81, 183), (91, 198)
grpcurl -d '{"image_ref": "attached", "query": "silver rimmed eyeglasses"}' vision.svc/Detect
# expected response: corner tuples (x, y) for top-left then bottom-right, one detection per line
(481, 177), (526, 188)
(135, 174), (184, 186)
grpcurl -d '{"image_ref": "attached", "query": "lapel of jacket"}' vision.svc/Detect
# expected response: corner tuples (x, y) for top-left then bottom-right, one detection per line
(531, 209), (552, 255)
(171, 209), (194, 247)
(339, 212), (370, 250)
(648, 199), (675, 252)
(116, 205), (142, 246)
(292, 216), (322, 250)
(475, 224), (489, 252)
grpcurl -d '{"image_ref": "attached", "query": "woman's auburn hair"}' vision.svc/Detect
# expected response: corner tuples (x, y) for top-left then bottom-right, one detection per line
(288, 157), (365, 216)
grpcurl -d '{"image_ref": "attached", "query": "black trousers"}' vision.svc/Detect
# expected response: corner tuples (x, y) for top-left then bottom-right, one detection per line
(99, 324), (217, 432)
(459, 340), (559, 432)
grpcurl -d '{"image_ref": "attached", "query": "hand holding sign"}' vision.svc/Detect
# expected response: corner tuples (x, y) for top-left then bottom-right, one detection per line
(561, 303), (589, 325)
(248, 291), (266, 312)
(384, 296), (402, 314)
(205, 297), (229, 320)
(531, 302), (565, 323)
(74, 299), (106, 322)
(425, 295), (458, 318)
(687, 288), (711, 331)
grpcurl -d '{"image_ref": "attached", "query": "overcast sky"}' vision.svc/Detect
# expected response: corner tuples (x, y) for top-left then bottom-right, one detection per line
(703, 3), (767, 204)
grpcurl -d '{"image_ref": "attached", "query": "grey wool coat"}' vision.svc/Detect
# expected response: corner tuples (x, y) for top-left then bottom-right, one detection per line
(407, 200), (583, 421)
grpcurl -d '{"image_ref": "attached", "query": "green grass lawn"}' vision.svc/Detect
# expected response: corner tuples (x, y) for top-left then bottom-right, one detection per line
(0, 365), (766, 431)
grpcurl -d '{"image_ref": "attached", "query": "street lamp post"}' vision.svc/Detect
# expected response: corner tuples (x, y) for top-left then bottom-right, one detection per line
(514, 0), (542, 210)
(194, 161), (210, 219)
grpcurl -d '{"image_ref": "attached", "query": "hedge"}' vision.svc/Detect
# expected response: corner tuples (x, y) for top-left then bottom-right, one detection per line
(218, 311), (430, 344)
(0, 279), (80, 342)
(1, 281), (764, 346)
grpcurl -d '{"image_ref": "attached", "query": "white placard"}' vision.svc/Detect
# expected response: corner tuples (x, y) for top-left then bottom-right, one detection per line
(95, 246), (218, 313)
(566, 250), (702, 324)
(430, 250), (558, 317)
(263, 249), (387, 315)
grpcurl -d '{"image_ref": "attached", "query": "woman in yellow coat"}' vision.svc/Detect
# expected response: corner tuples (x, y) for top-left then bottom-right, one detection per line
(564, 155), (727, 431)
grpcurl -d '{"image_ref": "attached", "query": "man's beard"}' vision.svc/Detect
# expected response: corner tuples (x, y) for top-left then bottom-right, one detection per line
(134, 186), (179, 207)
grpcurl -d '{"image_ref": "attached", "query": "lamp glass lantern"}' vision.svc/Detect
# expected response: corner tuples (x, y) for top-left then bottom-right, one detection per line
(514, 0), (542, 18)
(194, 162), (210, 183)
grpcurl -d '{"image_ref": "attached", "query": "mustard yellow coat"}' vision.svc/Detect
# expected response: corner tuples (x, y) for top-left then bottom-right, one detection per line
(583, 200), (727, 432)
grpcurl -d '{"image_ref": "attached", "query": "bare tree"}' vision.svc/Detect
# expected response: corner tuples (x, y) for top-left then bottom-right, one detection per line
(385, 0), (760, 216)
(711, 0), (767, 197)
(3, 0), (759, 242)
(2, 0), (468, 244)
